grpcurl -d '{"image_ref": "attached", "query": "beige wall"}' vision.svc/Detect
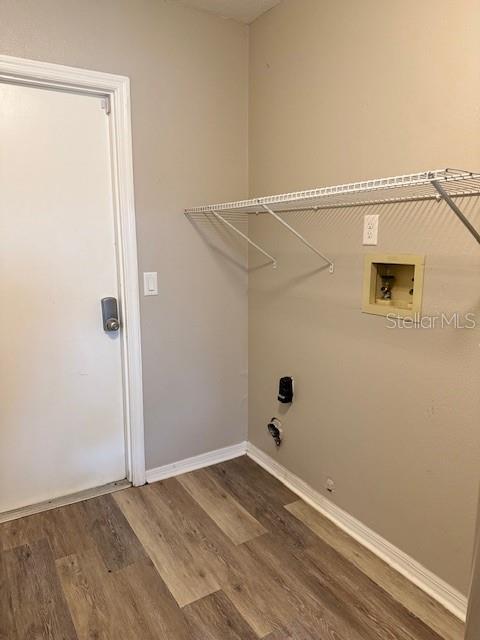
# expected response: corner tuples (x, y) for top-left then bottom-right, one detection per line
(0, 0), (249, 470)
(248, 0), (480, 594)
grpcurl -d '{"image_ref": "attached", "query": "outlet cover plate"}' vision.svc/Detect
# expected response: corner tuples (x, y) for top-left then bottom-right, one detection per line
(363, 214), (379, 245)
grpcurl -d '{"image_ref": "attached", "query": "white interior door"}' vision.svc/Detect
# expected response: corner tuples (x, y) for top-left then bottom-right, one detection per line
(0, 82), (126, 513)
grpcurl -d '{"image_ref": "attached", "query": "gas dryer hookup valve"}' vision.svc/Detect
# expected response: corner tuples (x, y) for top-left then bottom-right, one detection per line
(267, 418), (283, 447)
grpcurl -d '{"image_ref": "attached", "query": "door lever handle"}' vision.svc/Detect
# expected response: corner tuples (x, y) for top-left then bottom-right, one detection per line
(101, 297), (120, 332)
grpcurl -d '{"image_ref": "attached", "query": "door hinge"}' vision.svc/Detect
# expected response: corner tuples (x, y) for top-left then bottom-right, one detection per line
(101, 96), (111, 115)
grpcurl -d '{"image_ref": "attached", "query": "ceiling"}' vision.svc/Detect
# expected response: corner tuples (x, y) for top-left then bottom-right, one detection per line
(176, 0), (282, 24)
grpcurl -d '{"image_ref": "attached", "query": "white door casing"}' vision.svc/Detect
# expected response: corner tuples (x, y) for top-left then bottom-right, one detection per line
(0, 56), (145, 508)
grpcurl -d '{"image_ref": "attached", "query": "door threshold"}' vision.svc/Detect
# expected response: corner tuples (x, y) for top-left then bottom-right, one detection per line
(0, 479), (131, 524)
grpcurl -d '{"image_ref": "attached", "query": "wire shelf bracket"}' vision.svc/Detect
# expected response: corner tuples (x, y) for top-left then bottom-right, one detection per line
(209, 208), (277, 268)
(185, 169), (480, 270)
(261, 204), (334, 272)
(431, 180), (480, 245)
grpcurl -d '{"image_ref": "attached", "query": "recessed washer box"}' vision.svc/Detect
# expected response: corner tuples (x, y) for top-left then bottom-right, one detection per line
(362, 254), (424, 318)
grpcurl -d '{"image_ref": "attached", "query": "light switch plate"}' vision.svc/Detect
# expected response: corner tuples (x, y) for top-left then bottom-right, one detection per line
(363, 214), (379, 245)
(143, 272), (158, 296)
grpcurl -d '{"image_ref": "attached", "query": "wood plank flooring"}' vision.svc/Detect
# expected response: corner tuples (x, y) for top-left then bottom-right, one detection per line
(0, 456), (465, 640)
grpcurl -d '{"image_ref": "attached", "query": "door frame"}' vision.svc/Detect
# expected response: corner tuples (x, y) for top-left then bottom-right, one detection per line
(0, 54), (146, 487)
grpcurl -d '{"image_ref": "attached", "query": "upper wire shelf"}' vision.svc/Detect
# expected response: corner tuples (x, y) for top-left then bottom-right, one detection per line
(185, 169), (480, 271)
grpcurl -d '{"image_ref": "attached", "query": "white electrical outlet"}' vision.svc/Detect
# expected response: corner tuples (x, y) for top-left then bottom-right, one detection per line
(326, 478), (335, 493)
(363, 214), (379, 245)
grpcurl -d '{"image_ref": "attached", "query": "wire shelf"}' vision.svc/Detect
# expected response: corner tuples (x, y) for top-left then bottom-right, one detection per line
(185, 169), (480, 215)
(185, 169), (480, 272)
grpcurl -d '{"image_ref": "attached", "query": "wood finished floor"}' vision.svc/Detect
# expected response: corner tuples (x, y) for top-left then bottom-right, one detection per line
(0, 456), (465, 640)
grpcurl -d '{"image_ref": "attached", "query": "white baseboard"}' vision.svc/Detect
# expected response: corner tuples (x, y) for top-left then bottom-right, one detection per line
(246, 442), (468, 622)
(145, 441), (247, 484)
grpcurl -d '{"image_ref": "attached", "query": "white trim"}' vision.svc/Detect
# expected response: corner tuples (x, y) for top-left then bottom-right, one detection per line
(145, 442), (248, 483)
(246, 442), (468, 622)
(0, 55), (146, 487)
(0, 480), (131, 525)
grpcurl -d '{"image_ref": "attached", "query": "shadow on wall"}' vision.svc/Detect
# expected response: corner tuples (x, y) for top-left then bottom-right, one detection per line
(187, 212), (249, 273)
(188, 193), (480, 279)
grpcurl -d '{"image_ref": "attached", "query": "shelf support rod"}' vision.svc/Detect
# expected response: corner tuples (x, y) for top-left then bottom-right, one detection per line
(431, 180), (480, 244)
(261, 204), (334, 273)
(209, 209), (277, 268)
